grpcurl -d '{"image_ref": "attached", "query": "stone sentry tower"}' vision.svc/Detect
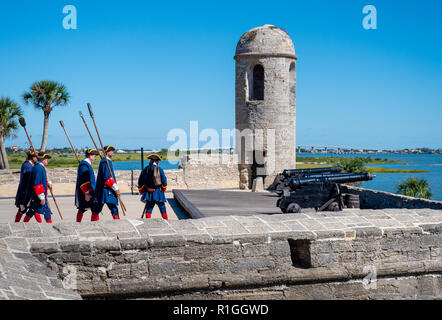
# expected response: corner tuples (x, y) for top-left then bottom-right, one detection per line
(235, 25), (297, 189)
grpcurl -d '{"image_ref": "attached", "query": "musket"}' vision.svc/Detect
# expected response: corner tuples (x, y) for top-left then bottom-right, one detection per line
(59, 120), (80, 163)
(86, 103), (127, 215)
(79, 112), (103, 159)
(18, 117), (64, 220)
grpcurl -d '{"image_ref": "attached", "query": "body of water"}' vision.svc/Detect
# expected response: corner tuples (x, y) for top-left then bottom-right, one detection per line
(113, 153), (442, 201)
(113, 160), (180, 171)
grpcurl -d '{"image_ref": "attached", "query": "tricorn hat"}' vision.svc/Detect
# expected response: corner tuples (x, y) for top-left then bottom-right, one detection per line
(104, 145), (116, 153)
(26, 149), (38, 157)
(85, 148), (100, 156)
(147, 153), (162, 161)
(38, 152), (52, 161)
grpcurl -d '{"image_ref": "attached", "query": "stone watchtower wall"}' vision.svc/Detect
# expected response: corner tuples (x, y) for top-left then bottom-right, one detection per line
(235, 25), (297, 189)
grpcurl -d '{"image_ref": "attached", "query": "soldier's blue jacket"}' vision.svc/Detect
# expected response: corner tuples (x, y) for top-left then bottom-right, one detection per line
(75, 158), (97, 210)
(29, 162), (51, 215)
(95, 158), (118, 205)
(138, 163), (167, 203)
(15, 160), (33, 208)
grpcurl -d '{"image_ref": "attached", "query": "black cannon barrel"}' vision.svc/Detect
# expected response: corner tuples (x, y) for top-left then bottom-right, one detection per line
(282, 166), (342, 178)
(295, 172), (368, 180)
(288, 172), (374, 190)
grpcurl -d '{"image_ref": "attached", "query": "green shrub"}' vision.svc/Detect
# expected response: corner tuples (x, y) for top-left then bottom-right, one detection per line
(336, 158), (365, 173)
(397, 177), (432, 199)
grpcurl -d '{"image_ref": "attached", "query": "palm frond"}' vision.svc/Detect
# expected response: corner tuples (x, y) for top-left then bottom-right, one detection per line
(23, 80), (70, 111)
(397, 177), (432, 199)
(0, 97), (23, 137)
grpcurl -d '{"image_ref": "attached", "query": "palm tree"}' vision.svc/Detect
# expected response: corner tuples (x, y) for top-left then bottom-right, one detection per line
(397, 177), (433, 199)
(23, 80), (69, 152)
(0, 97), (23, 169)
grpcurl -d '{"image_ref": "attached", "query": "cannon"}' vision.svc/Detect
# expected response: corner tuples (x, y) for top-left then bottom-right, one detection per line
(269, 166), (343, 193)
(288, 172), (374, 189)
(277, 172), (375, 213)
(282, 166), (342, 178)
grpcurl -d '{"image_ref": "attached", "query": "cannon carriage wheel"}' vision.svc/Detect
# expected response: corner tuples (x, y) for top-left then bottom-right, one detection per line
(286, 202), (302, 213)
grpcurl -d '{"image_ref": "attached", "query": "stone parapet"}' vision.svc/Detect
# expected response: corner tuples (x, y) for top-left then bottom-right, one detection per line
(2, 208), (440, 299)
(0, 223), (81, 300)
(343, 185), (442, 210)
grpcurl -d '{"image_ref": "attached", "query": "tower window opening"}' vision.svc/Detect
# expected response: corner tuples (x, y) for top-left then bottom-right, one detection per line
(251, 64), (264, 101)
(289, 62), (296, 106)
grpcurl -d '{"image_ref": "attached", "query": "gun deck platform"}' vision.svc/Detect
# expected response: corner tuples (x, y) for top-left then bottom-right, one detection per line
(173, 189), (317, 219)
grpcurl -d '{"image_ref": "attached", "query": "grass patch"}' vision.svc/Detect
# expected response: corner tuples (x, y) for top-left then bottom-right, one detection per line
(295, 163), (331, 169)
(7, 152), (179, 169)
(297, 156), (399, 165)
(295, 158), (426, 174)
(364, 167), (428, 174)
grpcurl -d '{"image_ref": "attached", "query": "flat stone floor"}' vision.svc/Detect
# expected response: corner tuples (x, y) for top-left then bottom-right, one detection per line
(173, 190), (442, 228)
(0, 192), (189, 223)
(174, 189), (295, 218)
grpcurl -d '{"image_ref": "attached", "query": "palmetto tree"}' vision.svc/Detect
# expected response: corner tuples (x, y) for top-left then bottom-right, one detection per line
(0, 97), (23, 169)
(23, 80), (70, 152)
(397, 177), (433, 199)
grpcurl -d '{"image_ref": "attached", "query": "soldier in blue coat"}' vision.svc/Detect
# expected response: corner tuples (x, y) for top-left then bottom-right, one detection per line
(14, 150), (38, 222)
(75, 148), (100, 222)
(95, 146), (120, 219)
(138, 154), (168, 220)
(24, 152), (53, 223)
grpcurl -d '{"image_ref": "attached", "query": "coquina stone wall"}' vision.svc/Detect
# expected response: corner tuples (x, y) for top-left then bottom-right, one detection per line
(179, 154), (240, 189)
(0, 154), (240, 192)
(14, 208), (442, 300)
(342, 185), (442, 210)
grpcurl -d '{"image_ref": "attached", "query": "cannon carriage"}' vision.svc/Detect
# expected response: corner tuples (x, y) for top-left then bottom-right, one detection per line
(272, 168), (375, 213)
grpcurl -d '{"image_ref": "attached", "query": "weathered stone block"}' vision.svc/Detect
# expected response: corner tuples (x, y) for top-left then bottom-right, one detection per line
(48, 252), (82, 264)
(150, 234), (186, 247)
(82, 254), (114, 267)
(149, 258), (199, 276)
(229, 256), (276, 273)
(120, 238), (149, 250)
(315, 230), (346, 240)
(420, 223), (442, 234)
(92, 239), (121, 252)
(150, 246), (185, 259)
(30, 242), (60, 254)
(130, 262), (148, 279)
(4, 237), (30, 252)
(242, 243), (270, 257)
(123, 251), (149, 263)
(353, 227), (383, 239)
(0, 225), (12, 238)
(107, 263), (131, 279)
(198, 258), (227, 273)
(59, 240), (91, 253)
(52, 223), (78, 237)
(183, 234), (213, 245)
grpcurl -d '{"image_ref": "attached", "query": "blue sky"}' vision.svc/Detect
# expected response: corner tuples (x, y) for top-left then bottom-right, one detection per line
(0, 0), (441, 150)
